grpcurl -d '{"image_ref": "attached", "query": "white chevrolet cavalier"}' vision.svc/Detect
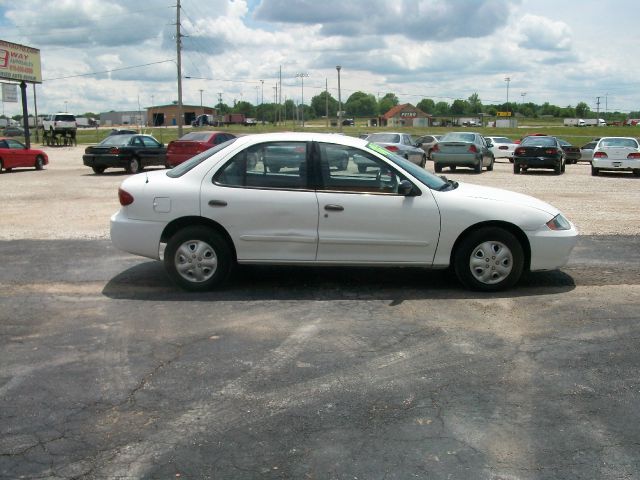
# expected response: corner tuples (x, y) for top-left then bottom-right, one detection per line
(111, 133), (578, 292)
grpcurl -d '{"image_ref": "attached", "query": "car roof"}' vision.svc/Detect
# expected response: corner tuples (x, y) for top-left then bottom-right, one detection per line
(228, 132), (369, 149)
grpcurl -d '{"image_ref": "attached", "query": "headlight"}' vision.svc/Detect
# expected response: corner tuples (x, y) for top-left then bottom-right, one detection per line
(546, 214), (571, 231)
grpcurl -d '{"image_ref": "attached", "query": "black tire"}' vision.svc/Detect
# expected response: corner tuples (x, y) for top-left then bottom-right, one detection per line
(0, 159), (4, 173)
(454, 227), (524, 292)
(487, 159), (494, 171)
(164, 226), (233, 291)
(633, 169), (640, 177)
(126, 157), (142, 174)
(92, 166), (106, 174)
(474, 161), (482, 173)
(450, 165), (456, 172)
(554, 163), (562, 175)
(591, 166), (599, 176)
(434, 163), (442, 173)
(560, 159), (566, 173)
(34, 155), (45, 170)
(514, 163), (521, 174)
(420, 154), (427, 168)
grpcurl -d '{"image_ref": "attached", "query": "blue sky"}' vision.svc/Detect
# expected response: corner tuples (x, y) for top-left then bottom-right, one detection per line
(0, 0), (638, 116)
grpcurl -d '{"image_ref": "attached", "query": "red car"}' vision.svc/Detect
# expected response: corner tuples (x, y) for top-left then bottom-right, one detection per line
(0, 137), (49, 173)
(166, 131), (236, 167)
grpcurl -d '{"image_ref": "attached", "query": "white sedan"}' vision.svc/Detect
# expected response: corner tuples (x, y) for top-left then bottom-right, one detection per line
(485, 136), (518, 162)
(591, 137), (640, 176)
(111, 133), (578, 292)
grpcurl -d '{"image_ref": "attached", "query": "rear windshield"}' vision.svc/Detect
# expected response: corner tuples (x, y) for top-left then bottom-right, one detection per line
(367, 133), (400, 143)
(54, 114), (76, 122)
(99, 135), (135, 146)
(599, 138), (638, 148)
(441, 133), (475, 143)
(179, 132), (214, 141)
(521, 136), (556, 147)
(491, 137), (512, 144)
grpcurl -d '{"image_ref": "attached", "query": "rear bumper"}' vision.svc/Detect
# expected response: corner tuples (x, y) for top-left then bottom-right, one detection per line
(514, 156), (560, 169)
(432, 153), (480, 166)
(592, 158), (640, 171)
(110, 210), (165, 260)
(83, 154), (129, 168)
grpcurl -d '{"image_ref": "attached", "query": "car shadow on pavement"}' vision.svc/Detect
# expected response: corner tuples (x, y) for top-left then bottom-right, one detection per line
(101, 261), (576, 302)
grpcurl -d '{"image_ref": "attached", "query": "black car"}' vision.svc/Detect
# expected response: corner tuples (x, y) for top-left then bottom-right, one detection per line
(2, 126), (25, 137)
(557, 138), (581, 164)
(83, 134), (167, 174)
(513, 136), (566, 175)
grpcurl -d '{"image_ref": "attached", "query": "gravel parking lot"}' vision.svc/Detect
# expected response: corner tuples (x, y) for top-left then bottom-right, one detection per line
(1, 145), (639, 240)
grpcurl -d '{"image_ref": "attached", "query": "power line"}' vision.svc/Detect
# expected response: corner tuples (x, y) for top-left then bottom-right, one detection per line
(43, 59), (175, 81)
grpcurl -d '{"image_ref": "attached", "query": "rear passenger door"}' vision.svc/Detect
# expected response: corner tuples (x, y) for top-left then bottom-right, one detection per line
(200, 141), (319, 262)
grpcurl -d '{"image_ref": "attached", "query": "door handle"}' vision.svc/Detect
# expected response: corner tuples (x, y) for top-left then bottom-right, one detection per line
(208, 200), (228, 207)
(324, 204), (344, 211)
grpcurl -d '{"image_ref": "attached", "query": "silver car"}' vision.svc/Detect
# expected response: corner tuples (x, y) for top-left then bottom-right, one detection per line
(432, 132), (495, 173)
(365, 133), (427, 167)
(415, 134), (442, 159)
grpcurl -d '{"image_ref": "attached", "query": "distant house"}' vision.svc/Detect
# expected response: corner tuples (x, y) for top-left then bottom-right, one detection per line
(380, 104), (431, 127)
(146, 104), (216, 127)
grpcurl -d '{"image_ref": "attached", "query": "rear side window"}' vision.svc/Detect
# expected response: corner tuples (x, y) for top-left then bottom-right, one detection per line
(214, 142), (307, 190)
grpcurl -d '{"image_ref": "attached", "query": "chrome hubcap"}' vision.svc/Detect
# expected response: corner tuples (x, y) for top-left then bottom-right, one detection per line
(469, 241), (513, 285)
(174, 240), (218, 283)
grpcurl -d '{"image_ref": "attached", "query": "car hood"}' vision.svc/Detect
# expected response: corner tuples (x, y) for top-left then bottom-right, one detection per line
(450, 182), (560, 216)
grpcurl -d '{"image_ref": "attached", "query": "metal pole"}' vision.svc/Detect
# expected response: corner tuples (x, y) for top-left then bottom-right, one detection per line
(325, 78), (329, 129)
(176, 0), (184, 137)
(260, 79), (264, 124)
(336, 65), (342, 133)
(20, 81), (30, 149)
(33, 83), (39, 143)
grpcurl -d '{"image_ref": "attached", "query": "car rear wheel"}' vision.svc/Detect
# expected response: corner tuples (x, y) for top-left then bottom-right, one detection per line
(165, 226), (233, 291)
(34, 155), (45, 170)
(633, 169), (640, 177)
(0, 159), (4, 173)
(92, 166), (106, 174)
(126, 157), (142, 174)
(454, 227), (524, 292)
(591, 166), (599, 176)
(420, 154), (427, 168)
(514, 163), (521, 174)
(434, 163), (442, 173)
(474, 161), (482, 173)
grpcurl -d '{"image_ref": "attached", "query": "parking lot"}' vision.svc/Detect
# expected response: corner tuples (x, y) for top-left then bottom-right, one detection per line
(1, 145), (640, 479)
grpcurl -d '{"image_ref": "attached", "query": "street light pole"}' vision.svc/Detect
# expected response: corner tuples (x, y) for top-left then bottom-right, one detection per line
(260, 79), (264, 124)
(295, 73), (309, 127)
(336, 65), (342, 133)
(504, 76), (510, 111)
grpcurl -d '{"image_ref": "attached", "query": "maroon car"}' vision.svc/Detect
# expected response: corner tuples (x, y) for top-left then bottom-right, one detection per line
(166, 131), (236, 167)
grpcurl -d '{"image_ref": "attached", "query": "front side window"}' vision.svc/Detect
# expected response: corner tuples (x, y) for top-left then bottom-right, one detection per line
(214, 141), (307, 190)
(317, 143), (407, 194)
(7, 139), (25, 149)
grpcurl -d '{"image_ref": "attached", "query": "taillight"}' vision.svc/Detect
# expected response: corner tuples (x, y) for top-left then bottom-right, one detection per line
(109, 147), (120, 154)
(593, 152), (608, 159)
(627, 152), (640, 159)
(515, 147), (525, 156)
(431, 144), (439, 153)
(544, 149), (557, 155)
(385, 145), (399, 152)
(468, 145), (478, 153)
(118, 188), (134, 206)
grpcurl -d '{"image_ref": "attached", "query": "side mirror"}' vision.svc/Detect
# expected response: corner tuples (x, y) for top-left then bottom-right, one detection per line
(398, 180), (416, 196)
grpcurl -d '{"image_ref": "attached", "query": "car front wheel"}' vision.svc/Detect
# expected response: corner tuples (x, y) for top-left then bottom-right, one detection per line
(164, 226), (232, 291)
(35, 155), (45, 170)
(454, 227), (524, 291)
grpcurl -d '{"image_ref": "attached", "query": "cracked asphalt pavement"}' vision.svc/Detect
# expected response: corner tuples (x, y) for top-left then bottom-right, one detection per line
(1, 236), (639, 479)
(1, 146), (640, 478)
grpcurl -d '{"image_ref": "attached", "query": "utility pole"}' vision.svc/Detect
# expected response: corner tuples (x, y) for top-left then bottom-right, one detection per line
(260, 79), (264, 124)
(176, 0), (184, 137)
(336, 65), (342, 133)
(325, 78), (329, 129)
(199, 89), (204, 115)
(295, 73), (309, 127)
(596, 96), (601, 122)
(504, 76), (510, 111)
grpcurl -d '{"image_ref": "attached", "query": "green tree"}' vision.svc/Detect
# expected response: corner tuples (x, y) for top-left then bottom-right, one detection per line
(575, 102), (590, 117)
(450, 99), (468, 115)
(232, 101), (256, 117)
(310, 91), (338, 118)
(344, 91), (378, 117)
(215, 102), (231, 115)
(416, 98), (435, 114)
(378, 93), (399, 115)
(434, 101), (450, 115)
(467, 93), (482, 114)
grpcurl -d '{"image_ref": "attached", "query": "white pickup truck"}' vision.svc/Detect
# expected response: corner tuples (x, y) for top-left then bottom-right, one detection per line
(42, 113), (77, 135)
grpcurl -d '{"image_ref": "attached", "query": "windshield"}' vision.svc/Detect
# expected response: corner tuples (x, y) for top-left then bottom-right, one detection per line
(366, 142), (447, 190)
(99, 135), (134, 146)
(167, 138), (238, 177)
